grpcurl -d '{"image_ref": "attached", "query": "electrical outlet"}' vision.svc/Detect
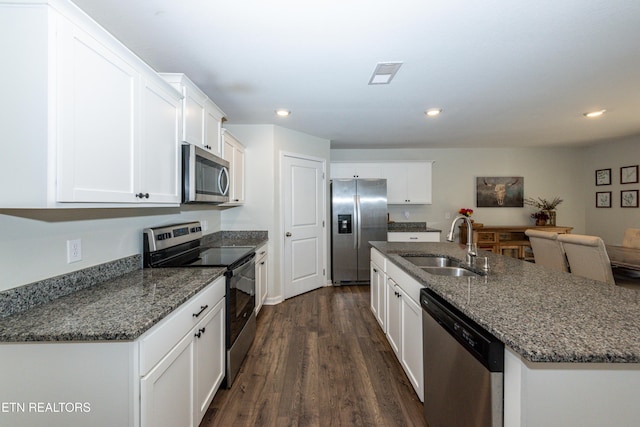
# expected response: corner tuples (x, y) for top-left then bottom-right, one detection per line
(67, 239), (82, 263)
(201, 220), (208, 231)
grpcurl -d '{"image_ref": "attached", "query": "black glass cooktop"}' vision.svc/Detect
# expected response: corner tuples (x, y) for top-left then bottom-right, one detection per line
(184, 246), (256, 267)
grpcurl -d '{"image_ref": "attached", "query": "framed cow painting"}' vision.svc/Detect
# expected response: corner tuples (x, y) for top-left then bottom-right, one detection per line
(476, 176), (524, 207)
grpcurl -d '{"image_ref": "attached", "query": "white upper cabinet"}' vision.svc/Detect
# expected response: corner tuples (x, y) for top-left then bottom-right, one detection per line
(161, 73), (226, 158)
(330, 161), (433, 204)
(384, 162), (433, 204)
(139, 78), (182, 203)
(221, 129), (245, 206)
(331, 162), (383, 179)
(204, 99), (225, 157)
(1, 1), (182, 207)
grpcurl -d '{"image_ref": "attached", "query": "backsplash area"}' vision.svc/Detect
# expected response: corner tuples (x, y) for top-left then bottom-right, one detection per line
(0, 255), (141, 318)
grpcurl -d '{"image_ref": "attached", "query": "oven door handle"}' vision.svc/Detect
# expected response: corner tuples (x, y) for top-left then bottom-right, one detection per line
(228, 252), (256, 276)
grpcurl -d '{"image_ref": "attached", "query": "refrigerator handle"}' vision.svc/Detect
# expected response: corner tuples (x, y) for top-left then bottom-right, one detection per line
(356, 195), (362, 249)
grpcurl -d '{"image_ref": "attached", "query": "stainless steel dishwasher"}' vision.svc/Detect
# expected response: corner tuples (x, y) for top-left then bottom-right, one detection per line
(420, 288), (504, 427)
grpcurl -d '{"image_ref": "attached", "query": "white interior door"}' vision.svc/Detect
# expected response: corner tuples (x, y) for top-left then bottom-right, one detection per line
(282, 154), (325, 299)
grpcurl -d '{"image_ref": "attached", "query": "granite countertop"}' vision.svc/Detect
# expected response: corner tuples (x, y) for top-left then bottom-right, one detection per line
(387, 221), (441, 233)
(0, 232), (269, 343)
(370, 241), (640, 363)
(0, 267), (226, 342)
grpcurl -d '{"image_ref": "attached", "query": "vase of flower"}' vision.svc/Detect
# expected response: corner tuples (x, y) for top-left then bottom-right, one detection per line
(458, 208), (474, 223)
(525, 196), (562, 226)
(545, 210), (556, 226)
(531, 211), (549, 226)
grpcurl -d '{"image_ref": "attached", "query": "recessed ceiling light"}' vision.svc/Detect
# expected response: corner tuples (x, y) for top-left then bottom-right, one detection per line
(583, 109), (606, 118)
(425, 108), (442, 117)
(275, 109), (291, 117)
(368, 62), (403, 85)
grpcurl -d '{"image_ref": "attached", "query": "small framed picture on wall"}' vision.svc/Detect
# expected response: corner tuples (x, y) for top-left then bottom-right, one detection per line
(620, 165), (639, 184)
(596, 191), (611, 208)
(621, 190), (639, 208)
(595, 168), (611, 186)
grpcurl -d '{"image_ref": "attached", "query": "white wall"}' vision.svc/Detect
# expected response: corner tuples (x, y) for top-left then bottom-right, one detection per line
(222, 124), (331, 303)
(0, 207), (222, 292)
(583, 135), (640, 244)
(331, 147), (586, 235)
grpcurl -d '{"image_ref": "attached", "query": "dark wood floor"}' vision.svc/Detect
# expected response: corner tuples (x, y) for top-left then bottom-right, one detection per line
(201, 286), (426, 427)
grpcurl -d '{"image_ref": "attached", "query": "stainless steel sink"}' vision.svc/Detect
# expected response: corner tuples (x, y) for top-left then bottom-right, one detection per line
(402, 256), (462, 268)
(420, 266), (480, 277)
(402, 255), (481, 277)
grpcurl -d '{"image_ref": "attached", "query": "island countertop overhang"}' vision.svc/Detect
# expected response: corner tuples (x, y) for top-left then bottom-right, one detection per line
(370, 241), (640, 364)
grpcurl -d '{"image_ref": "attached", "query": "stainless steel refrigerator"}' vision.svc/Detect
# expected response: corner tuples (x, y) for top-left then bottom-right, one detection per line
(331, 179), (387, 285)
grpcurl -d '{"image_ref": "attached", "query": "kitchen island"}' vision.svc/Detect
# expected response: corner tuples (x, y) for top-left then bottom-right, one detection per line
(370, 241), (640, 427)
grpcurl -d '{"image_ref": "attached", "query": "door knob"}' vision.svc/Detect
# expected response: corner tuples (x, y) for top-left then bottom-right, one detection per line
(285, 232), (292, 237)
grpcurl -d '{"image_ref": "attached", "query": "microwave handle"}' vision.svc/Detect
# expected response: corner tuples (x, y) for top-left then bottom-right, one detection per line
(219, 167), (230, 196)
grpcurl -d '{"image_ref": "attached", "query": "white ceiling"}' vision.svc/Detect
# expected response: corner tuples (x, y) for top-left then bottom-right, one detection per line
(73, 0), (640, 149)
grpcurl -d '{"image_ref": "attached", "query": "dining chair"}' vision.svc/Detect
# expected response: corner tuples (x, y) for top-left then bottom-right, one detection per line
(557, 234), (615, 284)
(525, 229), (569, 272)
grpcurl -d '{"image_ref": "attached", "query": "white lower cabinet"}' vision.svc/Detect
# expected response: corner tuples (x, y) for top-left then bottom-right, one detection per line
(141, 330), (195, 427)
(255, 245), (269, 315)
(140, 276), (225, 427)
(386, 278), (402, 357)
(370, 260), (386, 330)
(399, 286), (423, 401)
(0, 276), (225, 427)
(373, 248), (424, 402)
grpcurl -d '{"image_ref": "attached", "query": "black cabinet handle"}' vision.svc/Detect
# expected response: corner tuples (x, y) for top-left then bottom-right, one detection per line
(195, 331), (202, 338)
(192, 305), (208, 318)
(136, 193), (150, 199)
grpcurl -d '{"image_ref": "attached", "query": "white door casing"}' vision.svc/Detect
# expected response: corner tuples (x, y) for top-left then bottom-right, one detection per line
(282, 153), (326, 299)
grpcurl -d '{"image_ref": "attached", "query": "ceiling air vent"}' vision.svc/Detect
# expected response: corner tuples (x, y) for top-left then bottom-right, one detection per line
(368, 62), (403, 85)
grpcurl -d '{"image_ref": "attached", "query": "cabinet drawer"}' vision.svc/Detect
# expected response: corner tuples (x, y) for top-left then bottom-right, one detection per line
(139, 276), (225, 376)
(476, 231), (497, 244)
(255, 244), (268, 263)
(371, 248), (386, 271)
(387, 232), (440, 242)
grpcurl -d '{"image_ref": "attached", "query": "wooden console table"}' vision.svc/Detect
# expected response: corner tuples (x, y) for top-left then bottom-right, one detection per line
(459, 224), (573, 260)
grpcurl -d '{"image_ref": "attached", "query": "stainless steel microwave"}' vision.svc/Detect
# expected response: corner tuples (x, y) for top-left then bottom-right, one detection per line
(182, 144), (230, 204)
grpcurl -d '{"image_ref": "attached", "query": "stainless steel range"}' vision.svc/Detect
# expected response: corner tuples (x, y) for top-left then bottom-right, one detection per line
(143, 221), (256, 387)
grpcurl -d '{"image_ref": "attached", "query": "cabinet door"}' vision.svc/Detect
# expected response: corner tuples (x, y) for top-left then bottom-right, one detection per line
(370, 261), (386, 330)
(141, 331), (194, 427)
(386, 278), (401, 357)
(57, 20), (138, 202)
(204, 100), (224, 157)
(400, 287), (424, 401)
(331, 163), (357, 179)
(232, 144), (245, 204)
(193, 298), (225, 425)
(384, 163), (409, 204)
(222, 132), (245, 205)
(405, 162), (432, 204)
(331, 163), (383, 179)
(139, 78), (181, 203)
(183, 87), (206, 147)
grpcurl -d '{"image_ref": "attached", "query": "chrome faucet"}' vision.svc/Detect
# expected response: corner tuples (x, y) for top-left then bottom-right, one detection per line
(446, 215), (477, 266)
